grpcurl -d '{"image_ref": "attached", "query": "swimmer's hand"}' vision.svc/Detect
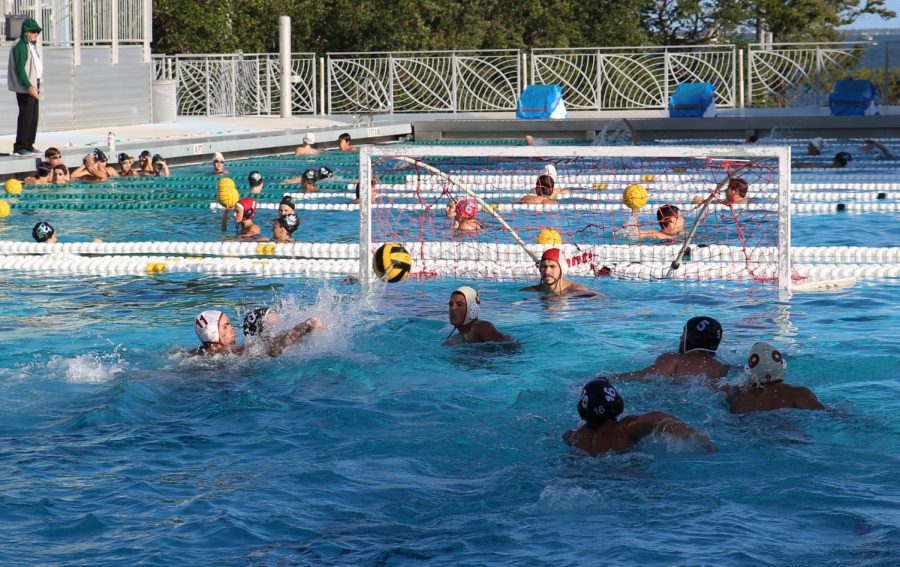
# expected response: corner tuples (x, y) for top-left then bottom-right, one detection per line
(305, 317), (324, 331)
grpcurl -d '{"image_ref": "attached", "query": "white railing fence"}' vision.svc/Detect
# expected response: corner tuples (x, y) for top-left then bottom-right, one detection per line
(532, 45), (738, 110)
(5, 0), (146, 46)
(747, 41), (873, 107)
(327, 50), (522, 114)
(152, 53), (317, 117)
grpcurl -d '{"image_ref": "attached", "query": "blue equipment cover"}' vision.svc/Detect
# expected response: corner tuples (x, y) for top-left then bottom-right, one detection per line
(516, 85), (565, 119)
(668, 83), (716, 118)
(829, 80), (879, 116)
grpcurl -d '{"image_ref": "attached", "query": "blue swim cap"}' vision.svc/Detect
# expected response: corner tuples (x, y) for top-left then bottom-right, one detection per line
(577, 377), (624, 427)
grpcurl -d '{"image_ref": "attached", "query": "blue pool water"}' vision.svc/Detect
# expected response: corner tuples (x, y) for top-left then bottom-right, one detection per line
(1, 149), (899, 565)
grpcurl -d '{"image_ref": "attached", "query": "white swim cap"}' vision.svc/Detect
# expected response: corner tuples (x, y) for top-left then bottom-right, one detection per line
(542, 163), (558, 182)
(303, 133), (315, 144)
(195, 310), (224, 344)
(809, 138), (824, 151)
(746, 342), (786, 387)
(453, 286), (480, 325)
(212, 152), (225, 162)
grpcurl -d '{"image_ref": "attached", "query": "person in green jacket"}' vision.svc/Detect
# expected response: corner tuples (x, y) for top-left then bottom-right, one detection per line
(7, 18), (43, 156)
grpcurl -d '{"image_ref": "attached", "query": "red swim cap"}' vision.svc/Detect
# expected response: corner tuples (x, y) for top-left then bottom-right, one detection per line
(455, 199), (478, 220)
(540, 247), (566, 275)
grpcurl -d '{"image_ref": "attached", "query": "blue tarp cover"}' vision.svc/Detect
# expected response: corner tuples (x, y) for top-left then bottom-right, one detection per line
(669, 83), (715, 118)
(516, 85), (564, 119)
(829, 80), (878, 116)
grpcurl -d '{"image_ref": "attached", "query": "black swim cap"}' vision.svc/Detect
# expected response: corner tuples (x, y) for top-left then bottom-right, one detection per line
(248, 171), (263, 187)
(276, 214), (300, 234)
(280, 195), (295, 210)
(834, 152), (853, 167)
(316, 166), (334, 180)
(577, 377), (624, 427)
(243, 307), (273, 337)
(139, 150), (151, 159)
(302, 168), (317, 183)
(680, 316), (723, 353)
(32, 221), (55, 243)
(93, 148), (107, 162)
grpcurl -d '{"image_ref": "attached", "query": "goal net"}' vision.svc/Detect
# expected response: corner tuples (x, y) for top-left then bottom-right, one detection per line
(358, 145), (791, 290)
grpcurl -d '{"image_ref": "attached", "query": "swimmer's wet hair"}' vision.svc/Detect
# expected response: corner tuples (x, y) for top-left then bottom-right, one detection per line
(536, 174), (554, 196)
(656, 204), (680, 229)
(728, 178), (749, 198)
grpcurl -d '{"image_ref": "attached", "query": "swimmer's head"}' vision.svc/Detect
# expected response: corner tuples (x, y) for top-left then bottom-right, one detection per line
(745, 342), (785, 388)
(248, 171), (263, 188)
(455, 199), (478, 220)
(117, 152), (133, 164)
(242, 307), (279, 337)
(536, 174), (555, 197)
(656, 204), (683, 233)
(808, 138), (824, 154)
(577, 377), (625, 428)
(679, 316), (723, 354)
(139, 150), (151, 163)
(32, 221), (56, 243)
(449, 285), (480, 327)
(542, 163), (558, 182)
(726, 178), (749, 202)
(302, 168), (318, 185)
(539, 248), (566, 283)
(833, 152), (853, 168)
(235, 197), (257, 222)
(303, 133), (315, 145)
(278, 195), (296, 216)
(195, 309), (224, 344)
(93, 148), (108, 163)
(272, 214), (300, 240)
(316, 166), (334, 180)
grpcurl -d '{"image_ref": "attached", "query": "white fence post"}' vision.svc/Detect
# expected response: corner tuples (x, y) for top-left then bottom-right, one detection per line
(279, 16), (291, 118)
(111, 0), (118, 64)
(72, 0), (81, 66)
(142, 0), (151, 63)
(738, 48), (744, 108)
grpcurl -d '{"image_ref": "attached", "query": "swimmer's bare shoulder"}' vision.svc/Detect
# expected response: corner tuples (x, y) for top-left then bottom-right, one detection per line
(725, 383), (825, 414)
(471, 320), (513, 343)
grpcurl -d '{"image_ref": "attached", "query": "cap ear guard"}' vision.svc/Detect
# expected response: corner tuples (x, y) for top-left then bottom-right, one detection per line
(195, 310), (224, 344)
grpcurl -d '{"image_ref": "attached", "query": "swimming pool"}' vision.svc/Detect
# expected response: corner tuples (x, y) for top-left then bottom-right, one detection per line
(1, 141), (898, 565)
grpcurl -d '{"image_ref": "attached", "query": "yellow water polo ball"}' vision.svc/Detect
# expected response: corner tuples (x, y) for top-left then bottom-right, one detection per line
(623, 184), (649, 210)
(4, 179), (23, 195)
(0, 200), (10, 218)
(536, 228), (562, 245)
(216, 177), (239, 208)
(374, 242), (412, 283)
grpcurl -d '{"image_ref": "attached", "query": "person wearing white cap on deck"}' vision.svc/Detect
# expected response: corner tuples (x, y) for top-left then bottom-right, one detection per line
(520, 248), (592, 296)
(718, 342), (826, 414)
(445, 286), (512, 345)
(295, 132), (319, 156)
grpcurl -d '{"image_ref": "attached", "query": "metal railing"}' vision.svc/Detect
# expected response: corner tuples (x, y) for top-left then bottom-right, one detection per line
(150, 41), (896, 117)
(327, 50), (522, 114)
(747, 41), (873, 107)
(531, 45), (738, 110)
(153, 53), (317, 117)
(5, 0), (147, 46)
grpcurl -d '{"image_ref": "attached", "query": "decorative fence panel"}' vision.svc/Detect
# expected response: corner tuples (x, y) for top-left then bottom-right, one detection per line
(747, 42), (873, 107)
(7, 0), (145, 46)
(531, 45), (737, 110)
(152, 53), (317, 116)
(327, 50), (521, 114)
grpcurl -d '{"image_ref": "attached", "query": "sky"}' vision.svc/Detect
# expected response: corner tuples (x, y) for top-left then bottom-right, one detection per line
(841, 0), (900, 29)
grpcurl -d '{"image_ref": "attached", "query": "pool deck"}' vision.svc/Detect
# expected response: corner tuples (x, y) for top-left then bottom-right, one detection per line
(2, 105), (899, 179)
